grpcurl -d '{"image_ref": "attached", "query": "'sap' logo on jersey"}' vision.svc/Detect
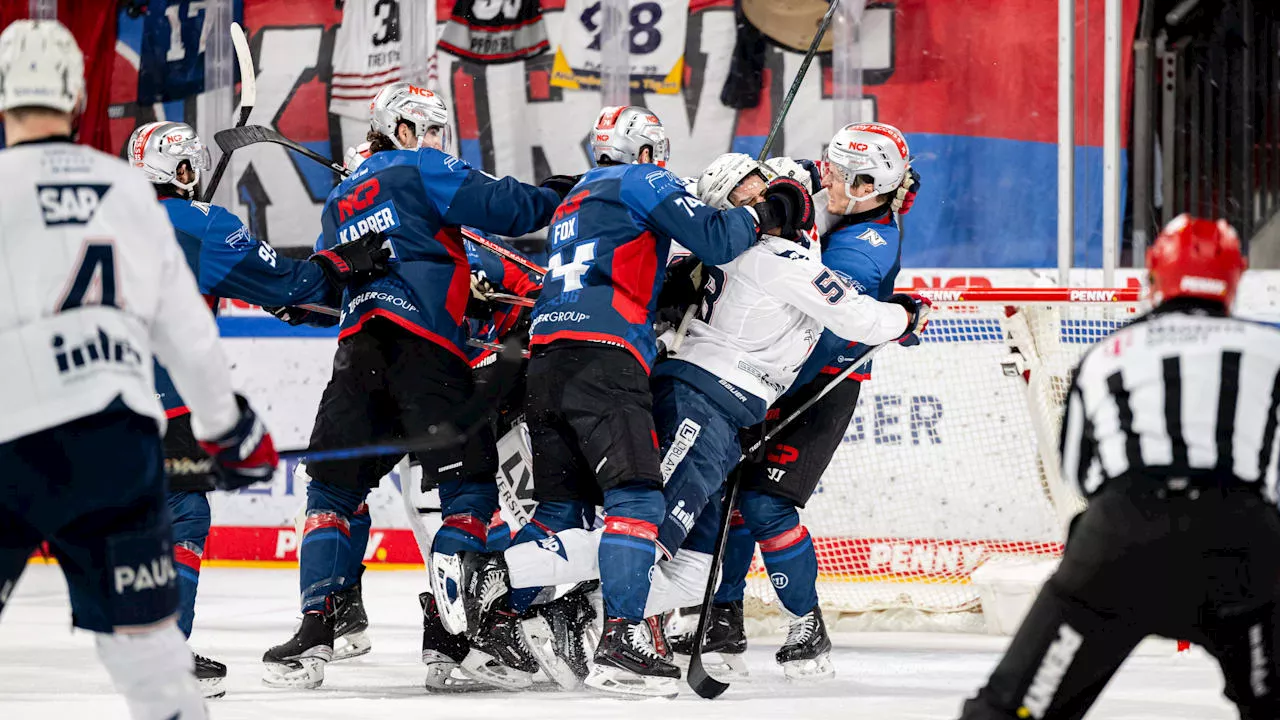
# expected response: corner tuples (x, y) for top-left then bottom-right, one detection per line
(37, 183), (110, 226)
(338, 202), (401, 245)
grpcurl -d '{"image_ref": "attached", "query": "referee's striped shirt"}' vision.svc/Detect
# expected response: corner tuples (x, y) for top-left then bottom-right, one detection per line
(1060, 298), (1280, 502)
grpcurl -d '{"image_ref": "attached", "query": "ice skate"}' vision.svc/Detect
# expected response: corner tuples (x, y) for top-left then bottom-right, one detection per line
(193, 653), (226, 699)
(776, 605), (834, 681)
(331, 581), (372, 661)
(459, 555), (538, 690)
(584, 617), (681, 698)
(419, 592), (488, 692)
(669, 600), (749, 678)
(262, 611), (334, 689)
(520, 582), (598, 690)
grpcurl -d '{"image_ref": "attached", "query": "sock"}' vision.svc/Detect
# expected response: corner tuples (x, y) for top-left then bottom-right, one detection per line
(600, 483), (665, 621)
(713, 510), (754, 605)
(740, 490), (818, 616)
(486, 509), (513, 552)
(173, 542), (202, 638)
(341, 502), (371, 590)
(300, 482), (367, 613)
(166, 491), (210, 639)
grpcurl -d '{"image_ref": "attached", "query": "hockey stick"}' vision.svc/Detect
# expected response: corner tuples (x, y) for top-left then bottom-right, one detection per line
(687, 339), (889, 699)
(201, 22), (255, 202)
(756, 0), (843, 162)
(212, 125), (550, 279)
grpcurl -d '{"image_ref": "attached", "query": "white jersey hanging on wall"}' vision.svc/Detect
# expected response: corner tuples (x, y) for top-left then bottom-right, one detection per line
(551, 0), (689, 94)
(438, 0), (550, 64)
(330, 0), (405, 120)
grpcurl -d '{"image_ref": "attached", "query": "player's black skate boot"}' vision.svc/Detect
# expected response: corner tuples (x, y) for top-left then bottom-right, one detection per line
(669, 600), (748, 677)
(262, 609), (334, 689)
(520, 581), (599, 689)
(776, 605), (834, 681)
(460, 555), (539, 691)
(193, 653), (226, 699)
(419, 592), (486, 692)
(585, 617), (681, 698)
(331, 581), (372, 661)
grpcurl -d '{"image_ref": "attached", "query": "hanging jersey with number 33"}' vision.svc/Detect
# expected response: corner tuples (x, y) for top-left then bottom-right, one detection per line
(331, 0), (404, 120)
(529, 163), (758, 372)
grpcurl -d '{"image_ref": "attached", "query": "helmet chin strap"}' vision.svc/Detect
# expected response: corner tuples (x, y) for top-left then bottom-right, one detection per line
(173, 173), (199, 193)
(842, 182), (875, 214)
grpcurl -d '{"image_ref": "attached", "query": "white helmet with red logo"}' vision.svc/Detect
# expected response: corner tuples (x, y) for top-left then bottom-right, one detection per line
(825, 122), (910, 210)
(127, 121), (211, 193)
(370, 82), (451, 151)
(590, 106), (670, 167)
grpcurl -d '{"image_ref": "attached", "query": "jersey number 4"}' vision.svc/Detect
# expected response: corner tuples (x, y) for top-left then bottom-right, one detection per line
(548, 242), (596, 292)
(58, 242), (118, 312)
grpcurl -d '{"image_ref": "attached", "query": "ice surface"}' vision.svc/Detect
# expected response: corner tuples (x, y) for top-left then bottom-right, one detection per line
(0, 564), (1235, 719)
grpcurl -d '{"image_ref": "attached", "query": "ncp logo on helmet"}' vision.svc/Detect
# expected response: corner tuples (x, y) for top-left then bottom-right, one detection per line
(1146, 213), (1248, 310)
(589, 105), (670, 168)
(370, 82), (453, 153)
(822, 122), (910, 215)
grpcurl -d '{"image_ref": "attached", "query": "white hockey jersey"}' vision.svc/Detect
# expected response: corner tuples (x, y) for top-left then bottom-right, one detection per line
(0, 140), (240, 445)
(331, 0), (404, 120)
(670, 235), (909, 408)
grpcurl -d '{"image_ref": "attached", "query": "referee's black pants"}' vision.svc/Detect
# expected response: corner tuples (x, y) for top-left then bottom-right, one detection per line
(960, 481), (1280, 720)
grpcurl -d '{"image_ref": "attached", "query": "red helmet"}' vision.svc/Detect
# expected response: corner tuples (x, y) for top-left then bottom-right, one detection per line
(1146, 214), (1247, 308)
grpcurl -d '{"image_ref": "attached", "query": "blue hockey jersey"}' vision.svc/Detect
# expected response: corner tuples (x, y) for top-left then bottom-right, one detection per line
(137, 0), (245, 103)
(156, 198), (337, 414)
(792, 205), (902, 389)
(464, 231), (541, 366)
(318, 148), (559, 362)
(529, 164), (758, 371)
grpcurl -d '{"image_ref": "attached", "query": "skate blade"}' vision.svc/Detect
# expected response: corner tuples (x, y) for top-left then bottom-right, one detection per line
(198, 676), (226, 699)
(459, 649), (534, 691)
(780, 653), (834, 681)
(262, 654), (330, 689)
(674, 651), (748, 679)
(520, 615), (584, 690)
(331, 629), (372, 661)
(584, 663), (680, 699)
(424, 658), (492, 693)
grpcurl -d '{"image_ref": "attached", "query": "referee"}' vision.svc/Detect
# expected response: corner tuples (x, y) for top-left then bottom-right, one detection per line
(959, 215), (1280, 720)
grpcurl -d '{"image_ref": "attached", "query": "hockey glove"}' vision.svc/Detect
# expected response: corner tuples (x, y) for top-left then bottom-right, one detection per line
(539, 174), (583, 200)
(892, 166), (921, 215)
(752, 177), (815, 240)
(466, 271), (497, 319)
(264, 305), (339, 328)
(886, 293), (933, 347)
(196, 394), (280, 492)
(796, 158), (824, 193)
(310, 231), (391, 286)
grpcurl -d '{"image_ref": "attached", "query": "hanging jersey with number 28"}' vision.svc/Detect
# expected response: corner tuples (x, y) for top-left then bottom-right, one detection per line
(550, 0), (688, 94)
(331, 0), (404, 120)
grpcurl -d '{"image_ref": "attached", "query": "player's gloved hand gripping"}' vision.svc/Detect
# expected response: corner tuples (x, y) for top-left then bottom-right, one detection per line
(539, 173), (583, 200)
(752, 176), (815, 240)
(893, 165), (921, 215)
(886, 293), (932, 346)
(263, 305), (339, 328)
(197, 393), (280, 491)
(309, 230), (392, 286)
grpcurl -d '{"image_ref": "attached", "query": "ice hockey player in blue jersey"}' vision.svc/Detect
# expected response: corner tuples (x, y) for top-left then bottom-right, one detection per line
(481, 105), (814, 695)
(681, 122), (920, 681)
(261, 81), (563, 690)
(125, 120), (384, 698)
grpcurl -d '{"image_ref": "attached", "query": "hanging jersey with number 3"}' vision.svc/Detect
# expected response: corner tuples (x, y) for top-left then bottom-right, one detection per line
(331, 0), (404, 120)
(529, 163), (758, 372)
(439, 0), (549, 64)
(0, 140), (239, 445)
(550, 0), (688, 94)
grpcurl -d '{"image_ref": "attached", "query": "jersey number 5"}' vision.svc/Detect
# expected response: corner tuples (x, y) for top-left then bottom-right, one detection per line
(811, 269), (847, 305)
(58, 242), (118, 312)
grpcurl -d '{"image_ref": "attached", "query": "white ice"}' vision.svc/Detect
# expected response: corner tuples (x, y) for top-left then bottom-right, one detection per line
(0, 564), (1236, 719)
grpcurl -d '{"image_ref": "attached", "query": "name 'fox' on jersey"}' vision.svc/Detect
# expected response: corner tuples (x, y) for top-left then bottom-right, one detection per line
(318, 147), (559, 360)
(530, 164), (759, 371)
(153, 198), (338, 414)
(794, 204), (903, 389)
(0, 139), (239, 445)
(663, 235), (910, 423)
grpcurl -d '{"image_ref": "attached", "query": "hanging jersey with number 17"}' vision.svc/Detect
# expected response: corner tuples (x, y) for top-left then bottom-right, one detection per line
(550, 0), (688, 94)
(331, 0), (404, 120)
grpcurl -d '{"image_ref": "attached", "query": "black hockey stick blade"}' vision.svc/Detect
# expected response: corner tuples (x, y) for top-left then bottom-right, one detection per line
(214, 125), (349, 177)
(687, 470), (743, 699)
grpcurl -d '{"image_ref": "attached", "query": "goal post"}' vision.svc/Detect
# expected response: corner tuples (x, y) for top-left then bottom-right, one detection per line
(741, 287), (1147, 631)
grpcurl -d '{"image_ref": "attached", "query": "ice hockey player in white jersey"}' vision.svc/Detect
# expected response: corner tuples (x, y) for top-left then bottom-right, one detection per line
(0, 20), (279, 720)
(331, 0), (404, 148)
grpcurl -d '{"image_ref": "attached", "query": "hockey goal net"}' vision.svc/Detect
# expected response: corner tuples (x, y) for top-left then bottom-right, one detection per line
(742, 287), (1147, 629)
